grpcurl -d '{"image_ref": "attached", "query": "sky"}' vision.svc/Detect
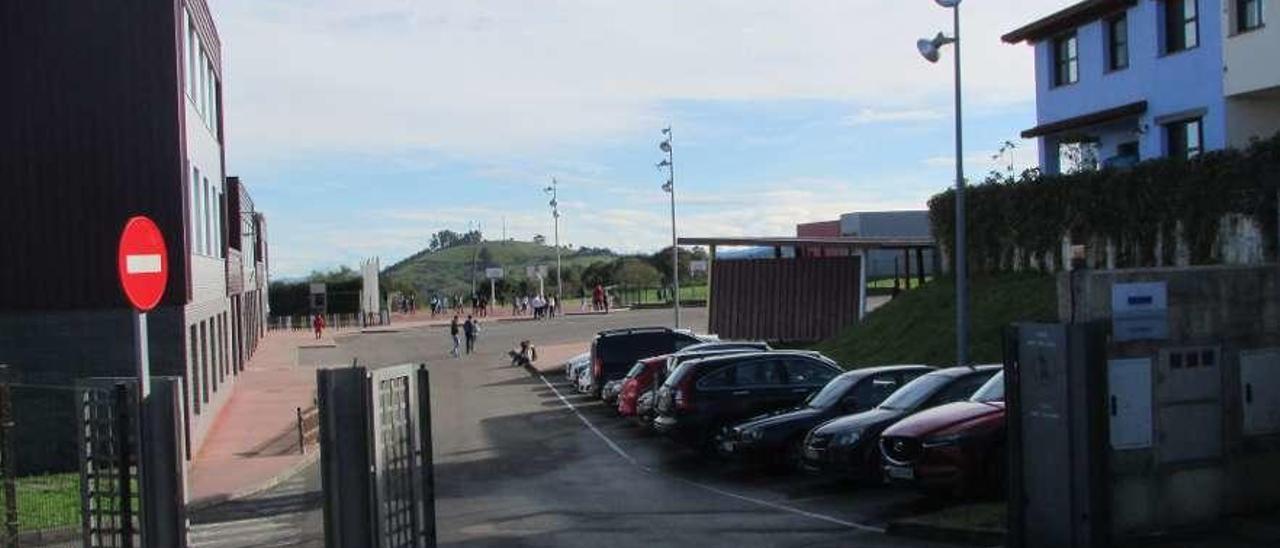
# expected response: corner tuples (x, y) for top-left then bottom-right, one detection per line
(211, 0), (1076, 278)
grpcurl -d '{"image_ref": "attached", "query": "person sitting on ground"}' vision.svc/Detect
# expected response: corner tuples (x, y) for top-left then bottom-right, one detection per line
(509, 340), (538, 367)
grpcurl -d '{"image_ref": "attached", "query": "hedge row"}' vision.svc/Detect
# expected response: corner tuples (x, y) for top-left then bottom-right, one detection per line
(928, 133), (1280, 271)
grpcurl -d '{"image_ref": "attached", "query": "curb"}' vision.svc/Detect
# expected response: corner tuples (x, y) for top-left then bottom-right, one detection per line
(188, 451), (321, 512)
(884, 522), (1005, 546)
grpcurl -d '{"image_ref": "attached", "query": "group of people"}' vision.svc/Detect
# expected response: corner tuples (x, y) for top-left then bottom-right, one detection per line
(428, 293), (491, 318)
(513, 294), (557, 319)
(448, 315), (480, 357)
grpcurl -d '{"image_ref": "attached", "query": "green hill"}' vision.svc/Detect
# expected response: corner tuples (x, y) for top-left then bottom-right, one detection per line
(813, 273), (1059, 367)
(383, 240), (613, 297)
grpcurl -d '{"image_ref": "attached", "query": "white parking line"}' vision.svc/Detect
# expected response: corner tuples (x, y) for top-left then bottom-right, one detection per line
(536, 374), (886, 534)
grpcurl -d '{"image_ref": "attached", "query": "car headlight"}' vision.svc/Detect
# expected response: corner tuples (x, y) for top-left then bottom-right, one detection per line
(740, 429), (763, 442)
(835, 431), (861, 447)
(922, 433), (963, 448)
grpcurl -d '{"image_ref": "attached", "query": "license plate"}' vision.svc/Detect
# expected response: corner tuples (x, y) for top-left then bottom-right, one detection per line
(886, 465), (915, 480)
(720, 440), (735, 453)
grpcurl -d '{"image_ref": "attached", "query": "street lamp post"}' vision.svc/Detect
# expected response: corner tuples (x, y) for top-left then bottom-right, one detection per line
(544, 179), (563, 310)
(658, 127), (679, 329)
(918, 0), (968, 367)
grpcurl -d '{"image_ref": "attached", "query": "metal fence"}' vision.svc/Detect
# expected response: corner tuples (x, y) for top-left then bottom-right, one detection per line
(268, 311), (391, 332)
(0, 369), (186, 548)
(610, 285), (708, 308)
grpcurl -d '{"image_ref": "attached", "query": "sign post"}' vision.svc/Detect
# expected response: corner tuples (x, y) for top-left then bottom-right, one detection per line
(117, 215), (168, 547)
(485, 267), (503, 308)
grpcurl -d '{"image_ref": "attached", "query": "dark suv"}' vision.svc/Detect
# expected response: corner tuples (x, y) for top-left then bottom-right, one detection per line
(653, 351), (843, 448)
(589, 327), (703, 397)
(799, 365), (1000, 481)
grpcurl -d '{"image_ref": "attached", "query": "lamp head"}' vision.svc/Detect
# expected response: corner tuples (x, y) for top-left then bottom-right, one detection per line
(659, 140), (672, 153)
(935, 0), (960, 7)
(917, 32), (952, 63)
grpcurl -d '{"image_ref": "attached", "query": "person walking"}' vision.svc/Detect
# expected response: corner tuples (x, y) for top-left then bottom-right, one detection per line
(463, 315), (478, 354)
(312, 313), (325, 340)
(449, 315), (461, 358)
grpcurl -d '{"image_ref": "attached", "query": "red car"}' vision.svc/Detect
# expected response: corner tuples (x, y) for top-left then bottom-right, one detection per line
(617, 355), (668, 418)
(879, 371), (1006, 497)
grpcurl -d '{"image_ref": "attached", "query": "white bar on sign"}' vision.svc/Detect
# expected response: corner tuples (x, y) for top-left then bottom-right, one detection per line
(126, 254), (163, 274)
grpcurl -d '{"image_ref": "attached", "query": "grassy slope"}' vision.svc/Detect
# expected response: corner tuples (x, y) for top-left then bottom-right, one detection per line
(384, 241), (611, 294)
(814, 273), (1059, 367)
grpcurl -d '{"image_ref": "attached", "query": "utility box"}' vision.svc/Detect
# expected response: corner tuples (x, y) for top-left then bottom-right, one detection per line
(1058, 265), (1280, 539)
(1240, 349), (1280, 436)
(1107, 358), (1152, 450)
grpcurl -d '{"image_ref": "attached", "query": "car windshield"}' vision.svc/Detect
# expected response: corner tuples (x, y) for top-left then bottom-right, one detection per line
(806, 376), (855, 408)
(877, 374), (949, 411)
(969, 371), (1004, 403)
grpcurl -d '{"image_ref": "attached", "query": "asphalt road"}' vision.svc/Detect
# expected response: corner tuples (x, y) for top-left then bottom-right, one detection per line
(195, 308), (954, 547)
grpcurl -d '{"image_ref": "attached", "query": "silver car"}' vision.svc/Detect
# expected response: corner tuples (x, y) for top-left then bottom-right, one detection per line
(564, 352), (591, 383)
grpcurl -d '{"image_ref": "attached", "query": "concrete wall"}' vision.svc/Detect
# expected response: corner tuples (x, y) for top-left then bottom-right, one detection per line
(1059, 265), (1280, 536)
(1225, 91), (1280, 147)
(1031, 0), (1227, 171)
(1223, 0), (1280, 97)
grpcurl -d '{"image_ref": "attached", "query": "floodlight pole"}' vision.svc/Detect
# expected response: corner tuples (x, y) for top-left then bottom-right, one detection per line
(664, 129), (680, 329)
(549, 178), (563, 309)
(949, 4), (969, 368)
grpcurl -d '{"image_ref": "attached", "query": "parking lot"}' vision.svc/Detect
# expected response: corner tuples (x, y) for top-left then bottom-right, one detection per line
(279, 308), (965, 547)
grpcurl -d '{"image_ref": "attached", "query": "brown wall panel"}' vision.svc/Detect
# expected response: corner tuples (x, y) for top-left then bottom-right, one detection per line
(709, 257), (862, 342)
(0, 1), (187, 310)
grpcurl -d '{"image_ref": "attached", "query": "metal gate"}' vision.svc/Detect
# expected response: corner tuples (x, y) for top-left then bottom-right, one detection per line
(317, 364), (436, 548)
(77, 378), (187, 548)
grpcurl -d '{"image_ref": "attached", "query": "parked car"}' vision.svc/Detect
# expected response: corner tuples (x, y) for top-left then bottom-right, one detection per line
(618, 342), (772, 419)
(588, 327), (705, 398)
(601, 379), (625, 406)
(653, 351), (843, 448)
(564, 352), (591, 383)
(880, 371), (1006, 496)
(720, 365), (935, 467)
(799, 365), (1000, 481)
(576, 362), (594, 394)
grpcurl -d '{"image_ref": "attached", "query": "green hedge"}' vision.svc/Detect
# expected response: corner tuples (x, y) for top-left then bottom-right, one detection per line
(928, 133), (1280, 270)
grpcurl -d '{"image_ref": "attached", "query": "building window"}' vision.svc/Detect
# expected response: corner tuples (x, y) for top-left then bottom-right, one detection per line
(1238, 0), (1263, 32)
(189, 324), (200, 415)
(1107, 15), (1129, 71)
(1053, 32), (1078, 86)
(1166, 118), (1203, 159)
(203, 178), (212, 255)
(200, 321), (210, 404)
(1165, 0), (1199, 53)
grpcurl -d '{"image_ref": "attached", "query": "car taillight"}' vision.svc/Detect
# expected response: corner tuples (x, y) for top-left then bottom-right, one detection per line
(673, 377), (695, 412)
(591, 354), (603, 380)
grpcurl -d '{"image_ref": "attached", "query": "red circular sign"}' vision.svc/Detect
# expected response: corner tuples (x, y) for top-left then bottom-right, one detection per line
(117, 216), (169, 311)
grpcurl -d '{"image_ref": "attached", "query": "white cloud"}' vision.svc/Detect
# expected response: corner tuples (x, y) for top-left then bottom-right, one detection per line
(215, 0), (1076, 163)
(842, 108), (943, 126)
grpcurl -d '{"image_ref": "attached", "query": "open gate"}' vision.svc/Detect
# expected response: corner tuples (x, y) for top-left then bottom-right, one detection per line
(317, 364), (436, 548)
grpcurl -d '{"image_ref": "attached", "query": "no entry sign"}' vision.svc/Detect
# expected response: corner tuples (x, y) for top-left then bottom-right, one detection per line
(117, 216), (168, 311)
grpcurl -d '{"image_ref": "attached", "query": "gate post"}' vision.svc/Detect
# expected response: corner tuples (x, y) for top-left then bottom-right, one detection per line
(114, 383), (136, 548)
(0, 366), (15, 548)
(141, 378), (188, 547)
(318, 364), (436, 548)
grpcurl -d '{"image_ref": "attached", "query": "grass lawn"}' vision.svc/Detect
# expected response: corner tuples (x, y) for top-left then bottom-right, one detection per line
(814, 273), (1058, 367)
(613, 285), (708, 306)
(16, 472), (80, 532)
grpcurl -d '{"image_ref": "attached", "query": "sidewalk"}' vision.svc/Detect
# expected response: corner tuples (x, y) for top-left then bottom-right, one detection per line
(188, 329), (329, 507)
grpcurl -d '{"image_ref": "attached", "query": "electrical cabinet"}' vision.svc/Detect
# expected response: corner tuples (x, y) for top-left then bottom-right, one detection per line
(1156, 346), (1222, 463)
(1241, 349), (1280, 436)
(1108, 358), (1153, 449)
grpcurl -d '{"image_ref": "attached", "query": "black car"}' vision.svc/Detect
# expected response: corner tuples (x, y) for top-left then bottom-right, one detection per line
(799, 365), (1000, 481)
(653, 351), (844, 448)
(589, 327), (704, 397)
(720, 365), (935, 467)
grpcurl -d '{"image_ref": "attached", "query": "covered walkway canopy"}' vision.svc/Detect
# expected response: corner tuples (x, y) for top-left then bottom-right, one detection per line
(677, 235), (938, 342)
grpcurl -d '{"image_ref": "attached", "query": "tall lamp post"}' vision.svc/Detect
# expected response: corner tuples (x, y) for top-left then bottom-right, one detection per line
(918, 0), (967, 367)
(658, 127), (679, 329)
(544, 178), (563, 309)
